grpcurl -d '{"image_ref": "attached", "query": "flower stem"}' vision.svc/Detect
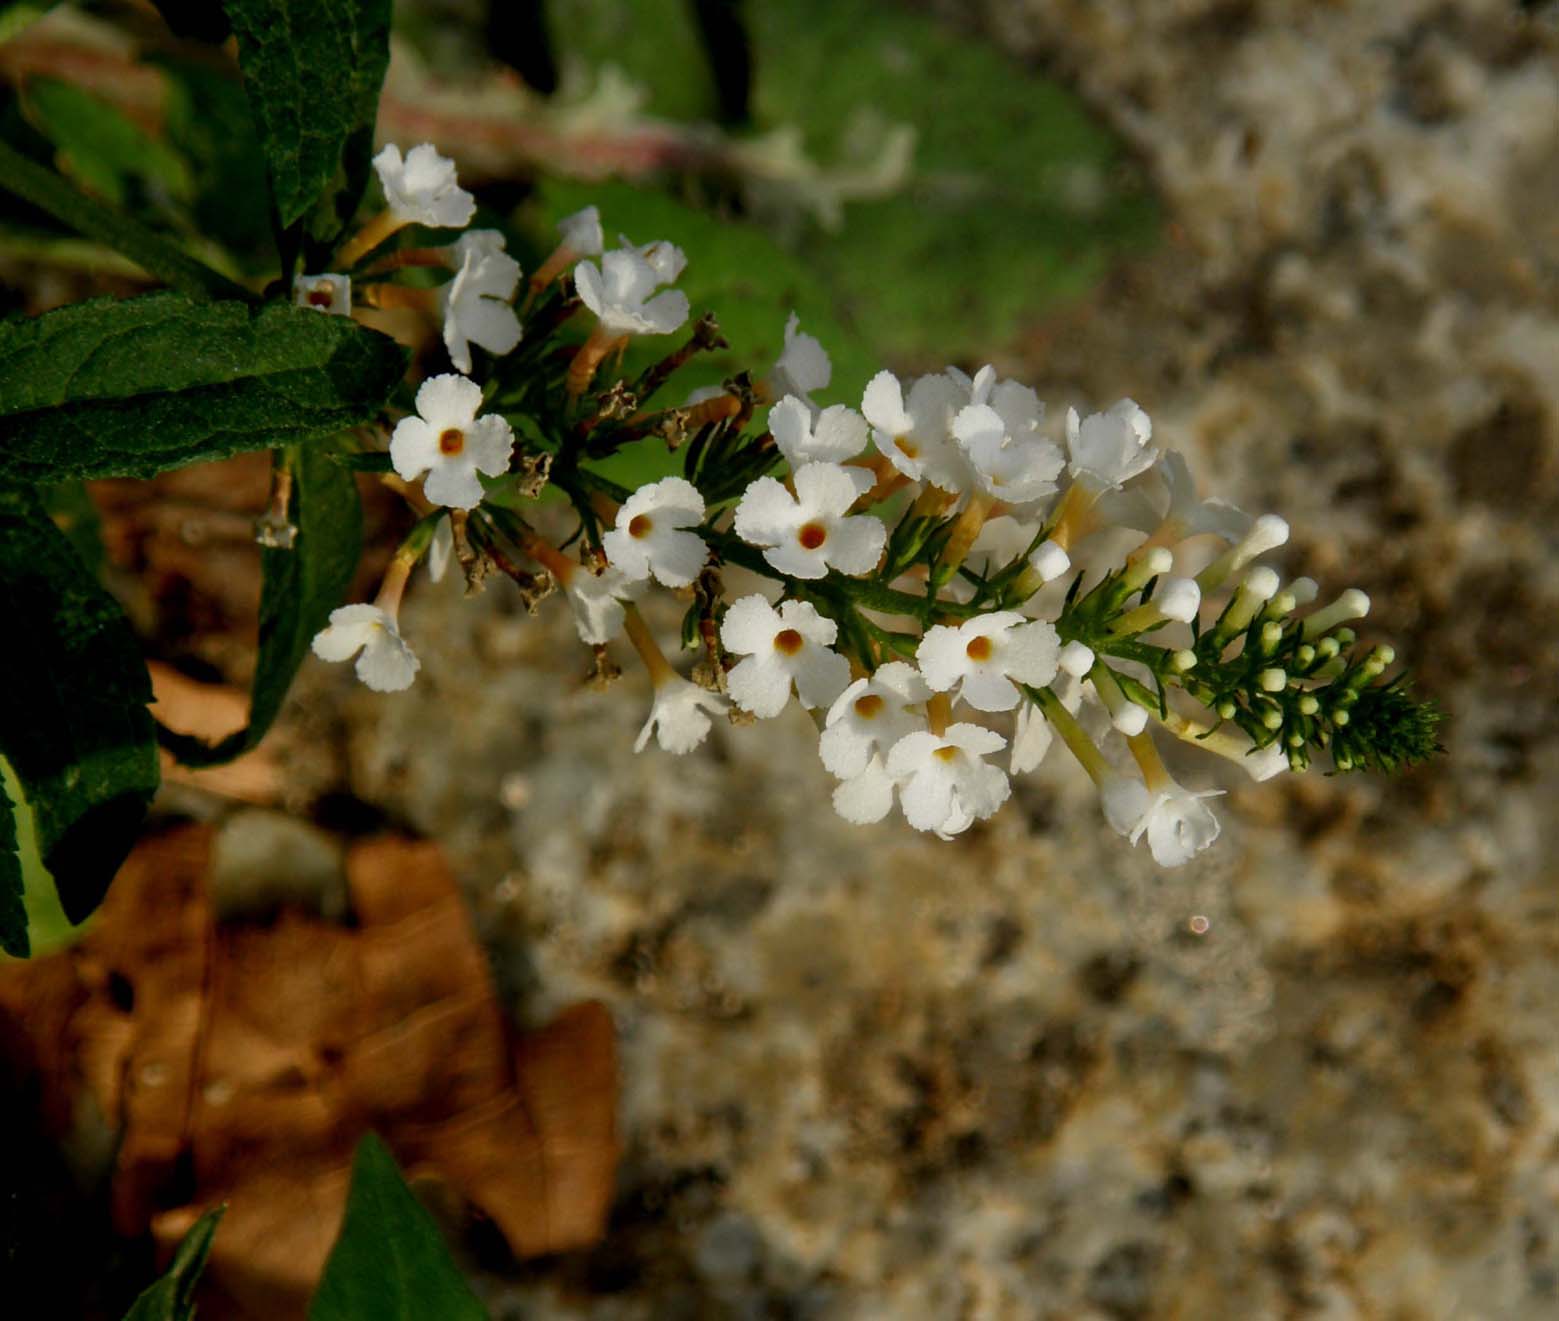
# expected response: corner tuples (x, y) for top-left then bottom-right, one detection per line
(337, 208), (407, 270)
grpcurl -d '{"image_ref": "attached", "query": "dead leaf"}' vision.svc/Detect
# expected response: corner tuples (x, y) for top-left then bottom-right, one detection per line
(0, 824), (620, 1318)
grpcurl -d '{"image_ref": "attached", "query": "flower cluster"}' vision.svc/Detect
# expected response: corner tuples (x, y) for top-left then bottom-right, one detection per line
(309, 144), (1440, 866)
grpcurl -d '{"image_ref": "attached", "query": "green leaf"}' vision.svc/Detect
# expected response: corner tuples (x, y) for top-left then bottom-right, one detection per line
(0, 763), (24, 957)
(155, 55), (276, 266)
(0, 134), (252, 301)
(22, 77), (193, 212)
(122, 1206), (225, 1321)
(149, 0), (231, 43)
(0, 291), (408, 483)
(0, 490), (159, 927)
(222, 0), (392, 236)
(161, 445), (362, 767)
(309, 1134), (488, 1321)
(0, 756), (83, 959)
(0, 2), (58, 46)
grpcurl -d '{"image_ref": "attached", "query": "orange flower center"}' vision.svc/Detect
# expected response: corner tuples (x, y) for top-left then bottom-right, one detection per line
(797, 521), (828, 550)
(307, 286), (335, 308)
(965, 635), (993, 662)
(774, 628), (804, 655)
(895, 435), (919, 459)
(854, 694), (885, 719)
(438, 427), (465, 456)
(933, 745), (960, 762)
(628, 514), (653, 538)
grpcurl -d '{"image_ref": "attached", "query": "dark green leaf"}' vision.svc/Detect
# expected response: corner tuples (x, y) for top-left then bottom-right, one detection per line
(161, 445), (362, 766)
(222, 0), (392, 235)
(122, 1206), (225, 1321)
(309, 1134), (488, 1321)
(0, 766), (25, 957)
(0, 291), (408, 482)
(22, 77), (193, 211)
(44, 478), (104, 576)
(0, 489), (159, 926)
(155, 55), (275, 266)
(0, 135), (252, 301)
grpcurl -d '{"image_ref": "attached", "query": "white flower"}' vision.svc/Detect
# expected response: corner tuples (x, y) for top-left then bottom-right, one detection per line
(720, 595), (850, 717)
(372, 143), (475, 229)
(566, 565), (645, 645)
(769, 396), (869, 471)
(575, 247), (689, 336)
(293, 273), (350, 315)
(558, 205), (604, 256)
(772, 312), (830, 403)
(1154, 577), (1202, 623)
(625, 235), (688, 283)
(1010, 701), (1053, 774)
(966, 516), (1039, 577)
(733, 463), (886, 580)
(831, 753), (899, 825)
(390, 374), (514, 510)
(1029, 538), (1071, 583)
(601, 476), (707, 588)
(635, 673), (727, 754)
(1066, 398), (1158, 491)
(311, 604), (420, 692)
(885, 724), (1010, 837)
(820, 662), (930, 780)
(952, 373), (1064, 505)
(441, 237), (522, 373)
(1058, 640), (1095, 677)
(1105, 772), (1224, 868)
(1156, 451), (1251, 542)
(427, 515), (453, 583)
(916, 612), (1061, 712)
(862, 370), (971, 492)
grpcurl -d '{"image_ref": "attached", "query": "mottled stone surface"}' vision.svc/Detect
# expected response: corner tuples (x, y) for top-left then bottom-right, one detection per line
(283, 2), (1559, 1317)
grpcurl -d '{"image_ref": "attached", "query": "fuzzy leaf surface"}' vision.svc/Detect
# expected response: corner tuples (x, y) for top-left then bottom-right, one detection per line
(222, 0), (391, 231)
(0, 292), (407, 482)
(0, 490), (159, 925)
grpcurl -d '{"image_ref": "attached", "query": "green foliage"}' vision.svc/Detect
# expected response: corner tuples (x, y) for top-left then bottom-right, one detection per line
(121, 1206), (226, 1321)
(222, 0), (392, 250)
(1332, 675), (1444, 775)
(0, 756), (80, 958)
(0, 291), (407, 482)
(0, 490), (159, 928)
(161, 445), (363, 766)
(545, 0), (1158, 363)
(22, 77), (193, 212)
(309, 1134), (488, 1321)
(0, 134), (252, 300)
(155, 55), (276, 266)
(43, 478), (104, 573)
(0, 763), (23, 957)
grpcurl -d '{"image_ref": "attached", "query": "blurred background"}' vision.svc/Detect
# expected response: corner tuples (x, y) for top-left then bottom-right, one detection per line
(2, 0), (1558, 1316)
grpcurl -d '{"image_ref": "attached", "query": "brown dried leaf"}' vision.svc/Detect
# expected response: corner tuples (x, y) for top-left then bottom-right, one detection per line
(0, 823), (620, 1316)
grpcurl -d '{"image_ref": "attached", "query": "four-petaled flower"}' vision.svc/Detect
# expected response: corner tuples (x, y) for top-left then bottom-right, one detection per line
(1100, 772), (1224, 868)
(769, 395), (869, 471)
(602, 477), (709, 588)
(917, 612), (1061, 712)
(575, 248), (689, 336)
(734, 463), (885, 580)
(636, 673), (728, 754)
(558, 205), (605, 257)
(390, 374), (514, 510)
(820, 663), (931, 825)
(372, 143), (475, 228)
(564, 565), (645, 645)
(293, 273), (351, 315)
(1066, 398), (1158, 491)
(311, 604), (420, 692)
(771, 311), (831, 405)
(952, 368), (1064, 505)
(441, 231), (522, 373)
(885, 724), (1010, 837)
(720, 595), (851, 717)
(862, 370), (970, 492)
